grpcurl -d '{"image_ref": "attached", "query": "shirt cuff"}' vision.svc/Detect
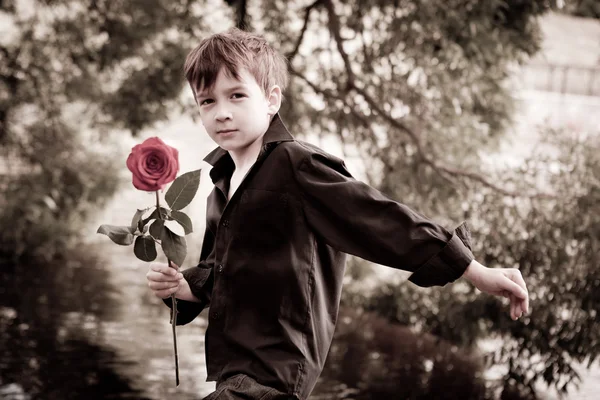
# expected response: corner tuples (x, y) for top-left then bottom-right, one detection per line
(162, 297), (206, 326)
(183, 266), (212, 304)
(408, 221), (474, 287)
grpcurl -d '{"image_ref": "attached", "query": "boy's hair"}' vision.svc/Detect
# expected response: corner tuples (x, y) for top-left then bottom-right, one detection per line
(184, 28), (289, 99)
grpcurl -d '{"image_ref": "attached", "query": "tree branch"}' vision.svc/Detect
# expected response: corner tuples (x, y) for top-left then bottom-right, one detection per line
(318, 0), (556, 199)
(286, 0), (324, 63)
(322, 0), (355, 89)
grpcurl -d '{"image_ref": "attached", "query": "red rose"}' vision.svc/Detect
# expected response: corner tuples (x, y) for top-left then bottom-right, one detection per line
(126, 137), (179, 192)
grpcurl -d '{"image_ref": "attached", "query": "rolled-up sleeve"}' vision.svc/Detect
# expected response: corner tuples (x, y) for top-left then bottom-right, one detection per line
(294, 148), (474, 287)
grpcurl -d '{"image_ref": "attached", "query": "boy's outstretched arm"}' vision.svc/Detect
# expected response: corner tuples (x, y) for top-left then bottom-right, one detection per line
(292, 147), (529, 321)
(462, 259), (529, 320)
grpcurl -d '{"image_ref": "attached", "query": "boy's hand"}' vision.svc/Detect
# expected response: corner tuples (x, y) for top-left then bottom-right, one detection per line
(146, 261), (195, 301)
(462, 259), (529, 321)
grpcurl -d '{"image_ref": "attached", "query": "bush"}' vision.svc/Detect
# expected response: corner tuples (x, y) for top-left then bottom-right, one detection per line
(314, 306), (491, 400)
(0, 122), (121, 262)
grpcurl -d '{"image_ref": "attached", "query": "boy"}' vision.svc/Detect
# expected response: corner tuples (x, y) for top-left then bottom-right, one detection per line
(145, 28), (529, 400)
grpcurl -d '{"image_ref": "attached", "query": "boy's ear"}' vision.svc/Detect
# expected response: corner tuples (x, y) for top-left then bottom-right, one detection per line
(266, 85), (282, 116)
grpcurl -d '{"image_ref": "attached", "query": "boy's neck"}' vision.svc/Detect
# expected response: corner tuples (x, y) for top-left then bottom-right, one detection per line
(228, 134), (265, 172)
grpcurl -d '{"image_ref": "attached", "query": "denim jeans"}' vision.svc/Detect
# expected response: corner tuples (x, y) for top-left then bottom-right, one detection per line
(202, 374), (294, 400)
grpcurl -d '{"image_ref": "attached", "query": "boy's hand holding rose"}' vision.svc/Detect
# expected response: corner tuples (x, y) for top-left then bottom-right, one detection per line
(146, 261), (199, 302)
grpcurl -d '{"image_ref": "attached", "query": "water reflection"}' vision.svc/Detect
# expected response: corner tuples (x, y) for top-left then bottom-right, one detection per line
(0, 242), (213, 399)
(0, 245), (149, 399)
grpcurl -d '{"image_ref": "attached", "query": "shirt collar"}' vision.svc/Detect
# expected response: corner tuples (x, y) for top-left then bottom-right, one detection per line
(203, 113), (294, 184)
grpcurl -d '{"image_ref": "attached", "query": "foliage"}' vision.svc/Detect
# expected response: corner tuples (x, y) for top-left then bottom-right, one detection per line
(313, 306), (492, 400)
(0, 0), (223, 260)
(97, 169), (201, 266)
(561, 0), (600, 19)
(0, 122), (120, 261)
(343, 126), (600, 398)
(258, 0), (561, 216)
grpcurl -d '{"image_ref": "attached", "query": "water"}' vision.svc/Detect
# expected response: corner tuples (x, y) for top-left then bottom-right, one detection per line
(0, 242), (215, 399)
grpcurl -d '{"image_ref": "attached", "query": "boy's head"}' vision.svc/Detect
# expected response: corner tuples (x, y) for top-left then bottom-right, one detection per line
(184, 28), (289, 103)
(184, 28), (289, 153)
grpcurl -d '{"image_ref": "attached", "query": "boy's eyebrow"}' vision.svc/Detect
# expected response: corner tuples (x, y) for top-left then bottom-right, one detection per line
(196, 84), (248, 98)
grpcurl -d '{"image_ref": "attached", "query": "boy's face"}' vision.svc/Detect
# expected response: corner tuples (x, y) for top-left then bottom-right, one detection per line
(194, 68), (280, 155)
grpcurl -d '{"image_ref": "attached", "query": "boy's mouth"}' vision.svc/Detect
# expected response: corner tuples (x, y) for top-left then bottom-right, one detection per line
(217, 129), (237, 135)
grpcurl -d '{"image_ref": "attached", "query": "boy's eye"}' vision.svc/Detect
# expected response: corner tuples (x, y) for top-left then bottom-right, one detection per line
(199, 99), (213, 106)
(231, 93), (246, 99)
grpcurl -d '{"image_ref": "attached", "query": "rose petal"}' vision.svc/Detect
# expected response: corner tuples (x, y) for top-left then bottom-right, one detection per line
(132, 171), (160, 191)
(127, 137), (180, 192)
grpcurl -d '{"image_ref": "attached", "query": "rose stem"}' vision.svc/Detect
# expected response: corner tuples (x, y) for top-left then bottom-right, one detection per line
(156, 190), (180, 387)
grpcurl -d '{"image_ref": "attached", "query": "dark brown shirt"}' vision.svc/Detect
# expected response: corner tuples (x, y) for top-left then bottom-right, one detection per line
(164, 114), (474, 399)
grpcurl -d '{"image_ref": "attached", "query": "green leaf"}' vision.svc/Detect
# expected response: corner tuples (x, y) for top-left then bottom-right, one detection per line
(161, 226), (187, 267)
(159, 206), (172, 219)
(164, 220), (185, 236)
(149, 219), (164, 240)
(134, 235), (157, 262)
(171, 210), (193, 234)
(139, 207), (172, 231)
(131, 208), (146, 232)
(97, 225), (135, 246)
(140, 208), (159, 230)
(165, 169), (201, 211)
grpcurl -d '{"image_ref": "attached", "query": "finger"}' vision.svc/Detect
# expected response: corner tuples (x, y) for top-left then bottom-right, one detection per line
(148, 278), (180, 289)
(169, 260), (180, 270)
(509, 294), (516, 320)
(514, 297), (522, 320)
(510, 297), (516, 320)
(155, 286), (179, 299)
(501, 276), (528, 300)
(520, 297), (529, 316)
(511, 294), (523, 320)
(150, 263), (179, 276)
(509, 270), (529, 314)
(146, 271), (183, 282)
(509, 269), (527, 291)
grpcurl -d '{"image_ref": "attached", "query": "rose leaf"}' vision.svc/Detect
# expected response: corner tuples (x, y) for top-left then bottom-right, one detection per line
(131, 208), (147, 232)
(149, 219), (164, 240)
(161, 226), (187, 267)
(164, 219), (185, 236)
(171, 210), (193, 234)
(165, 169), (201, 211)
(134, 235), (157, 262)
(140, 208), (159, 231)
(97, 225), (135, 246)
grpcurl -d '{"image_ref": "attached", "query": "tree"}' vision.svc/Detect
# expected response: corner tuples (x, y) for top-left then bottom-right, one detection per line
(0, 0), (223, 259)
(355, 127), (600, 398)
(562, 0), (600, 19)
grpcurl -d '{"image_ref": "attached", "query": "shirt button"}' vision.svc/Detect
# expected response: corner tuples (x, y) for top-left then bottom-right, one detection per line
(217, 264), (224, 273)
(212, 312), (219, 320)
(222, 220), (229, 227)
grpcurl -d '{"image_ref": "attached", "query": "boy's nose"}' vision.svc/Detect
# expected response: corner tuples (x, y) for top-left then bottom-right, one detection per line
(214, 107), (232, 122)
